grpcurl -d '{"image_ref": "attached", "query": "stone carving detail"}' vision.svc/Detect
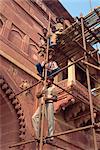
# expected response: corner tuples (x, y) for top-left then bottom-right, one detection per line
(0, 13), (6, 33)
(0, 13), (6, 24)
(55, 79), (100, 129)
(8, 24), (25, 48)
(0, 19), (3, 29)
(20, 80), (31, 95)
(28, 39), (38, 62)
(32, 0), (47, 12)
(0, 75), (26, 149)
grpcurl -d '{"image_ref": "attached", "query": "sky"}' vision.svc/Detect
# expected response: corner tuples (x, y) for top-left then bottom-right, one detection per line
(59, 0), (100, 17)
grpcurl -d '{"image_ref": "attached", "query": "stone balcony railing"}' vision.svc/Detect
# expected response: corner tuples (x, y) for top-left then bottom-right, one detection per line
(54, 79), (100, 113)
(54, 79), (100, 129)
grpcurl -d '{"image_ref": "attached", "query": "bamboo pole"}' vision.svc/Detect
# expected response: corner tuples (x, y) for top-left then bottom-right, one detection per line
(80, 13), (98, 150)
(89, 0), (92, 12)
(9, 138), (37, 148)
(14, 56), (84, 97)
(81, 61), (100, 71)
(46, 124), (94, 139)
(15, 80), (41, 97)
(9, 122), (100, 148)
(39, 13), (51, 150)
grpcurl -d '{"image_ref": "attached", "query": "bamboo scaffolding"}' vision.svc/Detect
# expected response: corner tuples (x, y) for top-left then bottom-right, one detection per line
(74, 40), (99, 65)
(81, 60), (100, 71)
(39, 13), (51, 150)
(13, 9), (100, 98)
(45, 122), (100, 139)
(9, 122), (100, 148)
(9, 139), (37, 148)
(14, 53), (100, 98)
(14, 56), (84, 97)
(80, 14), (98, 150)
(15, 80), (41, 97)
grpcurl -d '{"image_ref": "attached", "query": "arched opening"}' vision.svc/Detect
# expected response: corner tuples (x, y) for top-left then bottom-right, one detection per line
(0, 91), (19, 150)
(28, 44), (38, 62)
(8, 30), (22, 48)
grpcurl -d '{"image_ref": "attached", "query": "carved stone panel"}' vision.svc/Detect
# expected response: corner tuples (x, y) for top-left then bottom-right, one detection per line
(8, 24), (25, 49)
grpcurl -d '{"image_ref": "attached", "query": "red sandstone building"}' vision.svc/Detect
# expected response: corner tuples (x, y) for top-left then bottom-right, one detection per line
(0, 0), (100, 150)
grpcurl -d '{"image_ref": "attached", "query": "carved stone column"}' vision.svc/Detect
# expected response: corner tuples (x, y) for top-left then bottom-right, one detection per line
(58, 72), (63, 81)
(54, 75), (59, 83)
(68, 59), (76, 85)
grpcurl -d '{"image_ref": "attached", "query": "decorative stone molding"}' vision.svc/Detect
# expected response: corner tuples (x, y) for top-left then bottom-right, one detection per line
(19, 80), (31, 96)
(0, 13), (7, 24)
(0, 75), (26, 149)
(55, 79), (100, 128)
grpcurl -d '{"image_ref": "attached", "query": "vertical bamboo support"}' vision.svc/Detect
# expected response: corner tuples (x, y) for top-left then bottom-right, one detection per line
(39, 13), (51, 150)
(80, 13), (98, 150)
(89, 0), (92, 12)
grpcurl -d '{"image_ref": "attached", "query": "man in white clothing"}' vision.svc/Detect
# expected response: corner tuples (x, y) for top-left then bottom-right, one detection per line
(32, 77), (57, 140)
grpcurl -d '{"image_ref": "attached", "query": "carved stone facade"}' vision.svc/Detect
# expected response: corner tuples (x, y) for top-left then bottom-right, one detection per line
(0, 0), (100, 150)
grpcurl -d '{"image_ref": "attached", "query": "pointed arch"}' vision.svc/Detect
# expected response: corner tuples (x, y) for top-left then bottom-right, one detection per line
(28, 44), (38, 61)
(8, 30), (23, 48)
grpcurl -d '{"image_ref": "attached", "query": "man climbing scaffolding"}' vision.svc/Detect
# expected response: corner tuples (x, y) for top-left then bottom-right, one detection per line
(35, 21), (61, 79)
(32, 77), (58, 141)
(35, 49), (60, 78)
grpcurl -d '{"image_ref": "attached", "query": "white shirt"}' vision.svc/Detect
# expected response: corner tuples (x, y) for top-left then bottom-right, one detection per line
(39, 85), (57, 103)
(48, 61), (58, 70)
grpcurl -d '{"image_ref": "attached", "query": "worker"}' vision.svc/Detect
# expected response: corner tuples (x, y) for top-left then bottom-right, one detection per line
(35, 50), (60, 78)
(55, 17), (64, 35)
(46, 52), (60, 77)
(35, 49), (45, 77)
(40, 28), (48, 48)
(64, 19), (71, 29)
(49, 26), (57, 48)
(32, 77), (58, 141)
(49, 17), (64, 47)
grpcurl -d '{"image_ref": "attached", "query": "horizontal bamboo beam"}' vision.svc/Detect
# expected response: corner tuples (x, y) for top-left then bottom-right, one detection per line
(9, 138), (37, 148)
(15, 56), (84, 97)
(9, 122), (100, 148)
(9, 126), (91, 148)
(47, 56), (84, 78)
(15, 80), (41, 97)
(81, 60), (100, 71)
(46, 122), (100, 139)
(75, 40), (99, 65)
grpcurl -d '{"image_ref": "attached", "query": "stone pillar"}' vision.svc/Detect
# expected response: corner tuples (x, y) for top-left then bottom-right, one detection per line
(68, 60), (76, 85)
(58, 72), (63, 81)
(54, 75), (59, 83)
